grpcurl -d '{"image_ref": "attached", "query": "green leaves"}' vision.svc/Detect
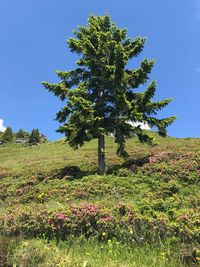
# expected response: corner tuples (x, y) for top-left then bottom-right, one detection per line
(143, 80), (157, 102)
(43, 14), (176, 164)
(42, 82), (69, 101)
(124, 36), (146, 58)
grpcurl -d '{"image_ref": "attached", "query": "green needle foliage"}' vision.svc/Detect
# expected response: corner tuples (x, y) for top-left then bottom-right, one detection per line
(28, 129), (40, 145)
(16, 128), (29, 139)
(1, 127), (13, 143)
(42, 14), (176, 174)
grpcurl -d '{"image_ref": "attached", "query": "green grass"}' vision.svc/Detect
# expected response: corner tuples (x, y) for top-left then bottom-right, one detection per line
(0, 134), (200, 266)
(0, 236), (187, 267)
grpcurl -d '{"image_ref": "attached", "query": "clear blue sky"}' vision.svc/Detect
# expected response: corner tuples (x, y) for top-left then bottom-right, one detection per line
(0, 0), (200, 140)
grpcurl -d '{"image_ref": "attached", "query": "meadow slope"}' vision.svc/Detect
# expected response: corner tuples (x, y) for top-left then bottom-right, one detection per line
(0, 134), (200, 266)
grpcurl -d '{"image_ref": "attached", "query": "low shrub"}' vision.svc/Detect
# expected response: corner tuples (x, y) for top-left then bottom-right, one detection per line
(0, 235), (20, 267)
(12, 239), (71, 267)
(1, 203), (199, 244)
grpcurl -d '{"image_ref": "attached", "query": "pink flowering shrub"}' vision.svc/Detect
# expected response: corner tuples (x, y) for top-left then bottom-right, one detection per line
(148, 151), (172, 164)
(75, 190), (89, 199)
(141, 150), (200, 184)
(0, 204), (199, 243)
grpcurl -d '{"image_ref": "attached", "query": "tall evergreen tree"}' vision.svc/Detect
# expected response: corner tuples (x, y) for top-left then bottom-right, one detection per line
(43, 14), (176, 174)
(16, 128), (28, 139)
(1, 127), (14, 143)
(28, 129), (40, 144)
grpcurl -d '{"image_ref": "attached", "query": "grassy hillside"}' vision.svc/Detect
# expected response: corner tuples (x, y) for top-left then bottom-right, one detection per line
(0, 134), (200, 266)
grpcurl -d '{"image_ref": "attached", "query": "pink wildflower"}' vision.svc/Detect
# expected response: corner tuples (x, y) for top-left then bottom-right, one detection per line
(56, 213), (66, 220)
(99, 216), (113, 222)
(7, 214), (14, 221)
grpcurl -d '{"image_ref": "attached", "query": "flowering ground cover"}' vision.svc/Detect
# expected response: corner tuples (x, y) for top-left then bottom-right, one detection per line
(0, 134), (199, 266)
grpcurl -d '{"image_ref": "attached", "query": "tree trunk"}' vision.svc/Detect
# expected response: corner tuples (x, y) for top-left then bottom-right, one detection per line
(98, 134), (106, 175)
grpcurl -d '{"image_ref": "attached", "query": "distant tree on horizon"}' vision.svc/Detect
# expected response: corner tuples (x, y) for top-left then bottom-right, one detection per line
(43, 14), (176, 174)
(28, 128), (40, 144)
(39, 133), (48, 143)
(16, 128), (29, 139)
(1, 127), (14, 143)
(28, 129), (48, 144)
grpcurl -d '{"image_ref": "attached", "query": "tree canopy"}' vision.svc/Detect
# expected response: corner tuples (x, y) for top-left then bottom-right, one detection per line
(1, 127), (13, 143)
(28, 128), (40, 144)
(16, 128), (29, 139)
(43, 14), (176, 174)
